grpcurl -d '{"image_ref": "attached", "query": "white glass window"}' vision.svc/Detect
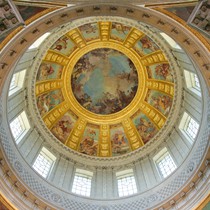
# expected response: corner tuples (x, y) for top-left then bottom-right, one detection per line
(156, 153), (177, 178)
(179, 112), (199, 143)
(192, 74), (200, 90)
(10, 117), (25, 139)
(185, 117), (199, 139)
(184, 70), (201, 96)
(154, 148), (177, 178)
(116, 169), (137, 197)
(29, 32), (51, 49)
(72, 169), (93, 197)
(33, 147), (56, 178)
(10, 75), (17, 90)
(10, 111), (30, 144)
(160, 32), (181, 49)
(9, 70), (26, 96)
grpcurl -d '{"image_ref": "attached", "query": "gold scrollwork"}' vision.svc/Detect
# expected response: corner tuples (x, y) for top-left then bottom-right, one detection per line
(67, 29), (86, 48)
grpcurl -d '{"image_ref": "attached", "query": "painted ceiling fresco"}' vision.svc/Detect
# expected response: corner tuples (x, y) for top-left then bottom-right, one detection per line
(71, 48), (138, 114)
(35, 21), (175, 157)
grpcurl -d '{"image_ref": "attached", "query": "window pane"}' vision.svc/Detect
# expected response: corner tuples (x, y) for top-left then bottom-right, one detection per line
(186, 117), (199, 139)
(33, 148), (56, 178)
(184, 70), (201, 96)
(193, 74), (200, 90)
(117, 170), (137, 197)
(29, 32), (50, 49)
(10, 117), (25, 140)
(9, 70), (26, 96)
(160, 32), (181, 49)
(9, 111), (30, 144)
(9, 74), (17, 90)
(72, 173), (92, 197)
(156, 152), (177, 178)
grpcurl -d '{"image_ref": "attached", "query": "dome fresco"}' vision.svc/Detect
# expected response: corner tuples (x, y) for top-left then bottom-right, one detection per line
(35, 21), (175, 157)
(71, 48), (138, 115)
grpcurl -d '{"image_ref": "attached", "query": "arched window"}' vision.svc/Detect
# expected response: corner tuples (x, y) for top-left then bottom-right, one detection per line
(116, 169), (137, 197)
(160, 32), (181, 49)
(153, 147), (177, 178)
(184, 70), (201, 96)
(32, 147), (56, 178)
(9, 69), (26, 96)
(179, 112), (199, 143)
(9, 111), (30, 144)
(28, 32), (51, 49)
(72, 169), (93, 197)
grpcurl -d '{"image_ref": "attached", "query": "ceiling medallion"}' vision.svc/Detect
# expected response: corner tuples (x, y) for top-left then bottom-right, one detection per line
(71, 48), (138, 115)
(35, 21), (174, 157)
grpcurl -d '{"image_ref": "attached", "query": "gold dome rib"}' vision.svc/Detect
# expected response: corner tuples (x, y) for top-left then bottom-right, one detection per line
(123, 28), (144, 49)
(66, 29), (87, 49)
(98, 124), (111, 157)
(35, 80), (63, 96)
(139, 101), (166, 129)
(44, 50), (70, 66)
(140, 50), (168, 66)
(146, 80), (174, 97)
(122, 118), (144, 151)
(99, 21), (112, 41)
(65, 118), (87, 150)
(43, 101), (70, 129)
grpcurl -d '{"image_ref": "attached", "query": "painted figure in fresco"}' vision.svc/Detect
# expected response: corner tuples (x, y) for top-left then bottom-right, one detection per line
(79, 23), (97, 34)
(38, 63), (54, 80)
(136, 118), (157, 144)
(71, 48), (138, 115)
(80, 138), (98, 156)
(37, 94), (51, 116)
(155, 63), (172, 80)
(52, 36), (68, 51)
(80, 128), (98, 156)
(112, 133), (126, 146)
(72, 58), (94, 81)
(37, 91), (63, 116)
(152, 95), (172, 116)
(112, 23), (130, 34)
(111, 132), (129, 155)
(140, 37), (158, 51)
(140, 37), (152, 49)
(52, 119), (72, 143)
